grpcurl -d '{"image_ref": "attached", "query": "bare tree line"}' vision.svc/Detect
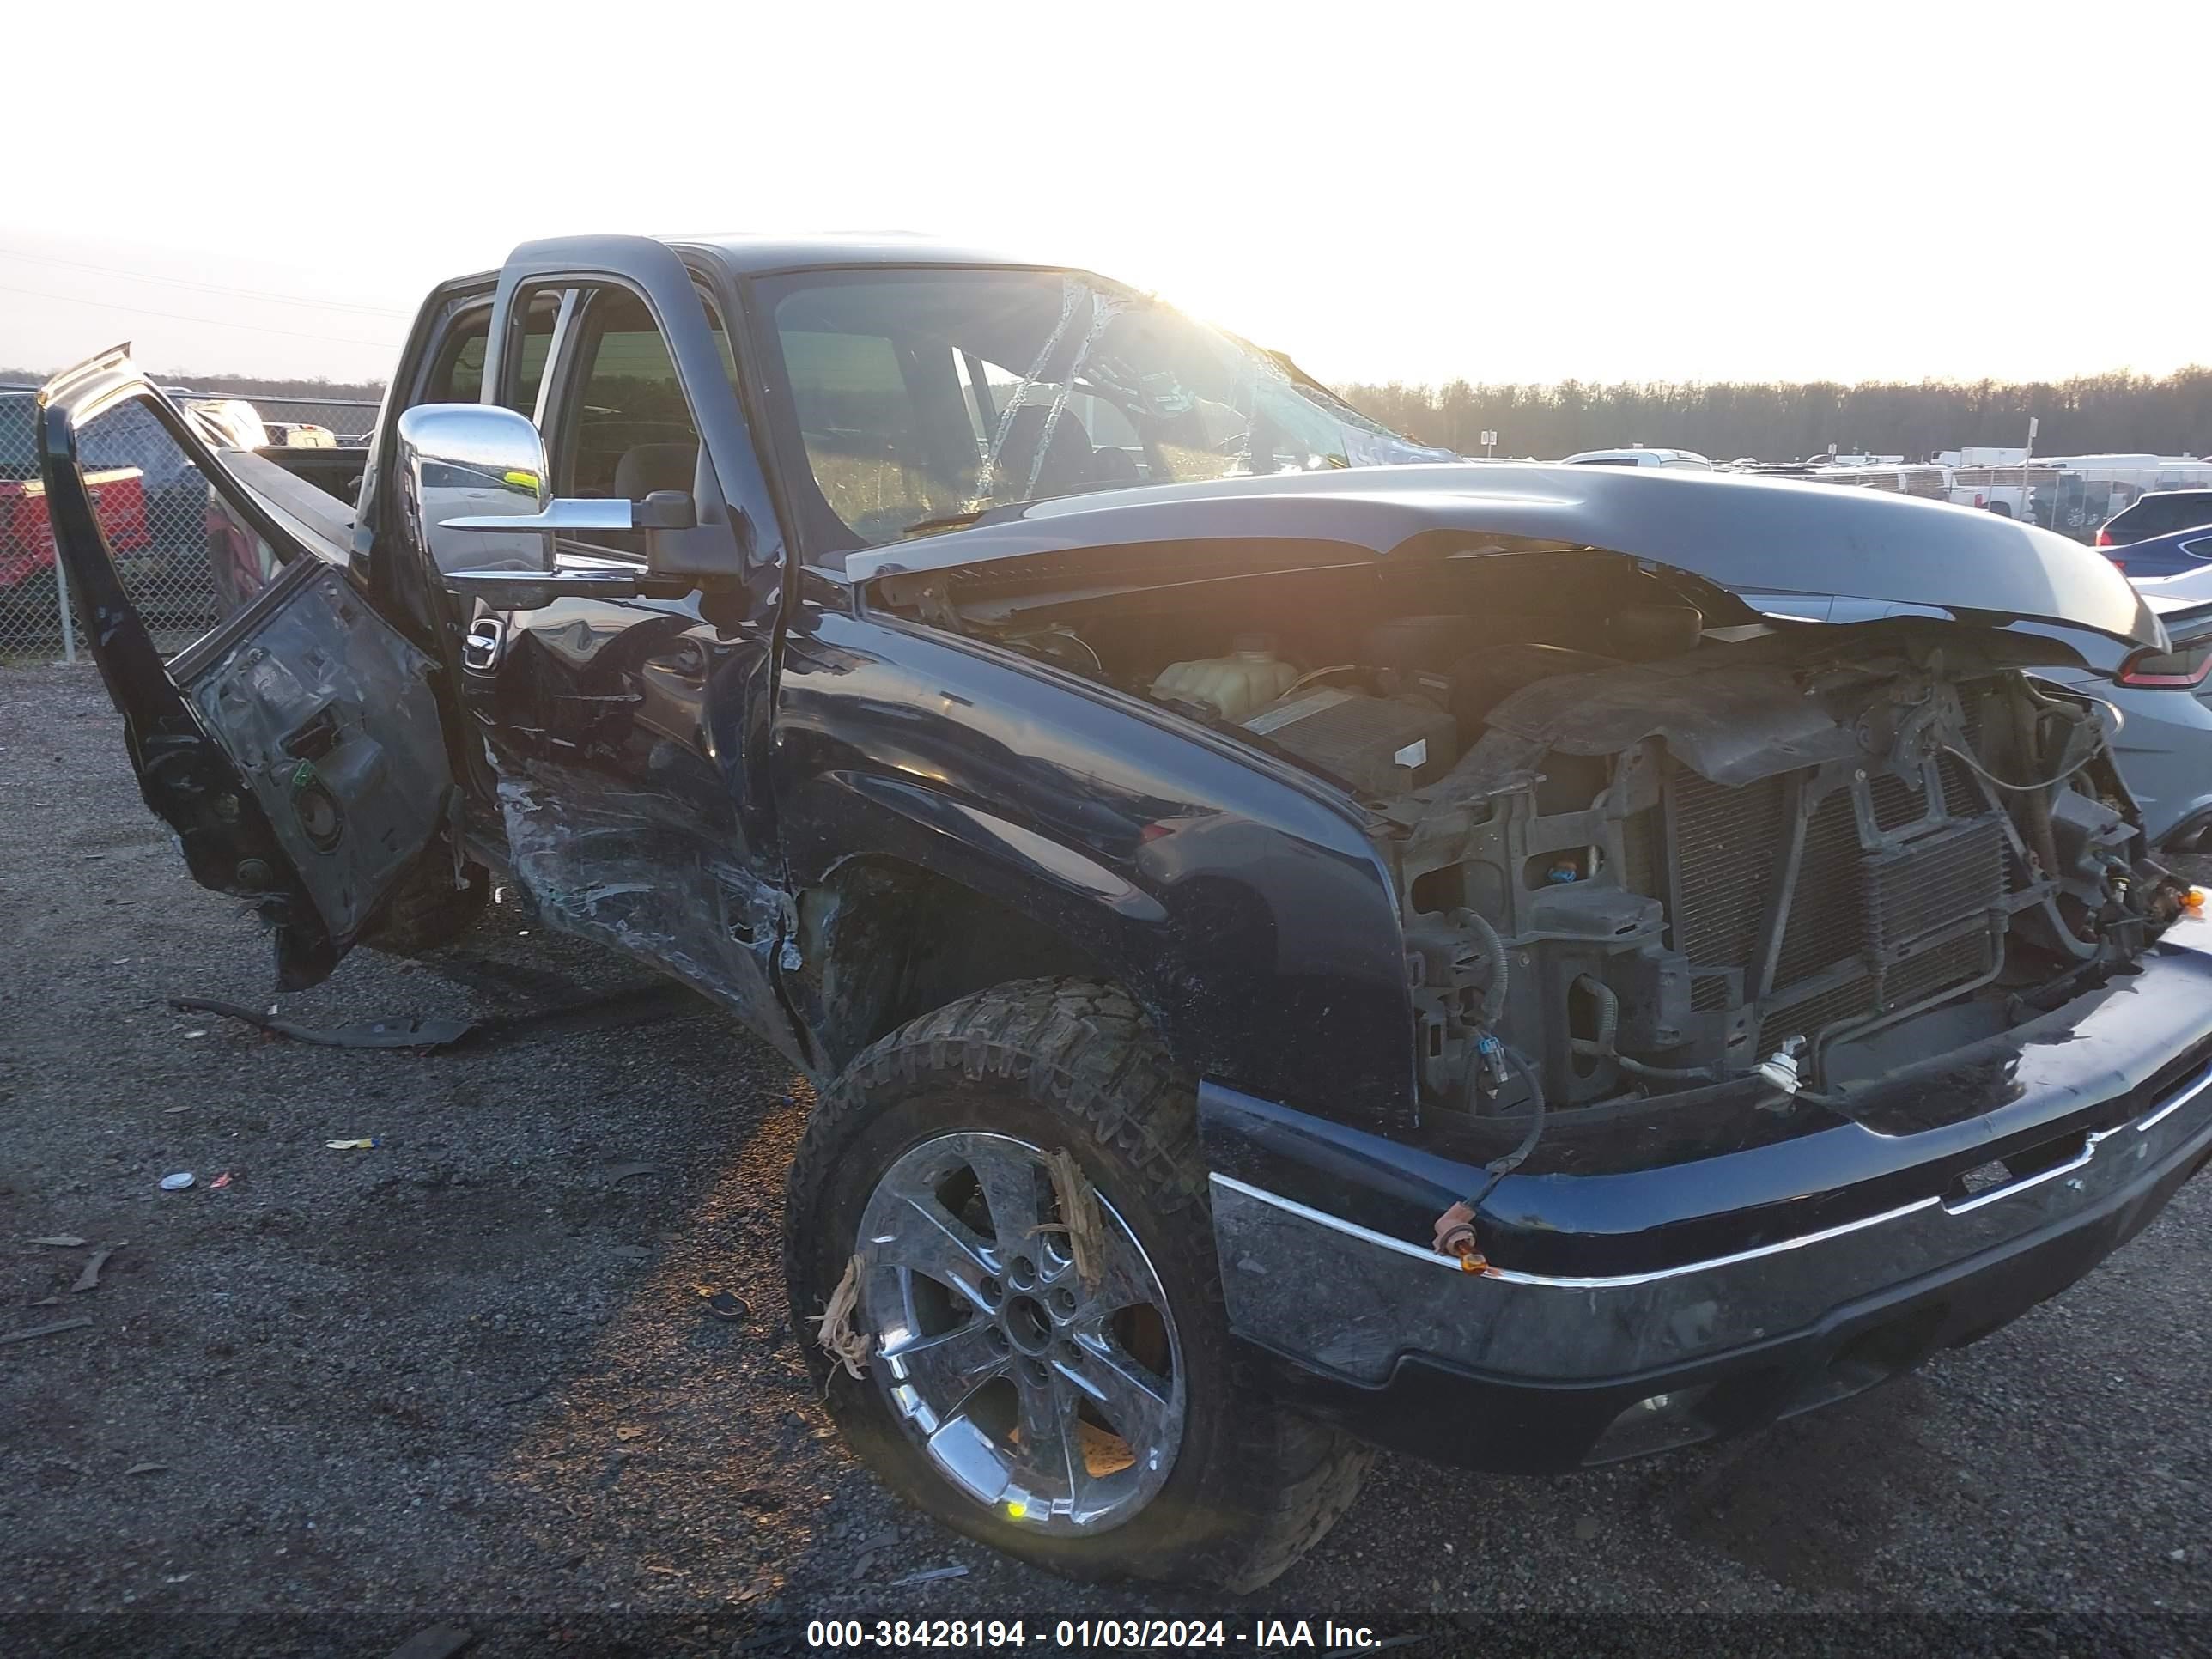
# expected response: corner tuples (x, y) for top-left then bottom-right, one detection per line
(13, 361), (2212, 467)
(1338, 367), (2212, 462)
(0, 368), (387, 401)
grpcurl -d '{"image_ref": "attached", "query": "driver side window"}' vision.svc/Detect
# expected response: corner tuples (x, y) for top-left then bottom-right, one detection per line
(545, 286), (733, 559)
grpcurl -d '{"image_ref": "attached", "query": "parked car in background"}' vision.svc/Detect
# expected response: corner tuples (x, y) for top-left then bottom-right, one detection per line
(2037, 594), (2212, 854)
(1945, 471), (2039, 521)
(2134, 564), (2212, 607)
(1737, 582), (2212, 853)
(34, 235), (2212, 1593)
(2099, 489), (2212, 547)
(2098, 524), (2212, 580)
(1559, 446), (1712, 468)
(0, 389), (152, 612)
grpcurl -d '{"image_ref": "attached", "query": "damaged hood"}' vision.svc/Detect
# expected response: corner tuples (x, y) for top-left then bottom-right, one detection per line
(847, 463), (2164, 652)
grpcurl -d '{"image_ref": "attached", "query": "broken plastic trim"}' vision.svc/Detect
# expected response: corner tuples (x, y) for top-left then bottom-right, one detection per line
(167, 981), (702, 1053)
(170, 998), (475, 1050)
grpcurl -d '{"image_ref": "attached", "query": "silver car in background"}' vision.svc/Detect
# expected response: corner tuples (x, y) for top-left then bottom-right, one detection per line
(2084, 572), (2212, 851)
(1739, 586), (2212, 854)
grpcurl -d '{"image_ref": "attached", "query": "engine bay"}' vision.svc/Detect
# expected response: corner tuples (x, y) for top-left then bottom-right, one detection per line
(872, 547), (2191, 1127)
(936, 547), (1718, 797)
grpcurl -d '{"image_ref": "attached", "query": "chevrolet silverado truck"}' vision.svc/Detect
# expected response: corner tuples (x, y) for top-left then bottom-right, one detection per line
(36, 234), (2212, 1592)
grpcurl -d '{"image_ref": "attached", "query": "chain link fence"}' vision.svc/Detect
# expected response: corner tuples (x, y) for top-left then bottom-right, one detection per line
(0, 385), (377, 663)
(235, 394), (383, 443)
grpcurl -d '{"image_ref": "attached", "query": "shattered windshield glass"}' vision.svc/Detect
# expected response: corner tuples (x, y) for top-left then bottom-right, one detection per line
(757, 268), (1451, 550)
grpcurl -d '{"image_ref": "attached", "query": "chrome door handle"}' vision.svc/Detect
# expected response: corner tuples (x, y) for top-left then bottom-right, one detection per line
(462, 616), (506, 673)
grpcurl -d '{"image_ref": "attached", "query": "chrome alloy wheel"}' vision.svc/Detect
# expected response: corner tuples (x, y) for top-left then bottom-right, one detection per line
(855, 1131), (1185, 1535)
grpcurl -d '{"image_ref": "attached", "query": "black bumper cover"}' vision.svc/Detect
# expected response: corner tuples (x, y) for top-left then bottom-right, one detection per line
(1240, 1109), (2211, 1473)
(1203, 934), (2212, 1475)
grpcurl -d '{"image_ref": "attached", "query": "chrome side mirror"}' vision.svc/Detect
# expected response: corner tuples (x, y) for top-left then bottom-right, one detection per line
(395, 404), (555, 576)
(398, 404), (684, 609)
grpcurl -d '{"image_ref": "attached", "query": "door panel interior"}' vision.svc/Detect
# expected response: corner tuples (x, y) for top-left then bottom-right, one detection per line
(177, 558), (453, 942)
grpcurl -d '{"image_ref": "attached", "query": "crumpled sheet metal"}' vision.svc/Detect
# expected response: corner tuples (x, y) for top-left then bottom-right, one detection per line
(495, 773), (809, 1067)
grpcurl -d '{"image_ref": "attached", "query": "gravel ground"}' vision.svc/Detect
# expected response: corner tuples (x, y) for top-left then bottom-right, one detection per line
(3, 663), (2210, 1658)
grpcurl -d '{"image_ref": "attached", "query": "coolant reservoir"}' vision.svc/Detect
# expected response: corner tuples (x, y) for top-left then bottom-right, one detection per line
(1151, 634), (1301, 722)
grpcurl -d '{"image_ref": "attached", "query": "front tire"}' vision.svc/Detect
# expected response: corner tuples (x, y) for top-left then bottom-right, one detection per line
(783, 978), (1372, 1591)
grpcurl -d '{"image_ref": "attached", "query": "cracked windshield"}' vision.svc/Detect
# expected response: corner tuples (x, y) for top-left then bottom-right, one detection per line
(763, 269), (1447, 548)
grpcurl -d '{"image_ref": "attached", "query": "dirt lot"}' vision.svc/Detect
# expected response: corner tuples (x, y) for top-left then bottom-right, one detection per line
(3, 663), (2210, 1656)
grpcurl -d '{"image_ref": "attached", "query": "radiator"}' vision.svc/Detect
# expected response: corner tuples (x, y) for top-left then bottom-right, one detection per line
(1667, 768), (2004, 1040)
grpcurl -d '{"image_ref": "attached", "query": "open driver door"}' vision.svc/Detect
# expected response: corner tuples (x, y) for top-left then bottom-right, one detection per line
(36, 349), (464, 988)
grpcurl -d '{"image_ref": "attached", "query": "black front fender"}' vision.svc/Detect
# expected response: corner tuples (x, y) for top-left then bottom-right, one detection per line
(771, 605), (1419, 1130)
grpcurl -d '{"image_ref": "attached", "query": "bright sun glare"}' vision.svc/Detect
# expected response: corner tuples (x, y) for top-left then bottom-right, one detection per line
(2, 1), (2205, 386)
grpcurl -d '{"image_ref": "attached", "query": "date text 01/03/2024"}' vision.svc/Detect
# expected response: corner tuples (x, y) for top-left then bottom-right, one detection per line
(803, 1620), (1389, 1649)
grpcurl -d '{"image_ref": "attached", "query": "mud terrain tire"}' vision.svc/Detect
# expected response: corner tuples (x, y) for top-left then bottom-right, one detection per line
(784, 977), (1373, 1591)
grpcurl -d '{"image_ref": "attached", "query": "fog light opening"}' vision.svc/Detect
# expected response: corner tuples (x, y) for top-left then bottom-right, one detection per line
(1585, 1382), (1718, 1464)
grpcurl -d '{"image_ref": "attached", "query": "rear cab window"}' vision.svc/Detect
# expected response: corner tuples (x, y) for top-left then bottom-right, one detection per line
(372, 289), (565, 575)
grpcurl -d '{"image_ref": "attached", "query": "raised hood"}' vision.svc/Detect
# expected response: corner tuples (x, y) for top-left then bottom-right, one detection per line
(845, 463), (2165, 653)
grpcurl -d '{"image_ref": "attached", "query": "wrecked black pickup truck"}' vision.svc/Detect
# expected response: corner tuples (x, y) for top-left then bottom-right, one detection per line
(37, 234), (2212, 1592)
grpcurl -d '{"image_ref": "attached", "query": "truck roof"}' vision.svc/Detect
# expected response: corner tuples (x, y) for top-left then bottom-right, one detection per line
(441, 234), (1059, 297)
(674, 231), (1042, 275)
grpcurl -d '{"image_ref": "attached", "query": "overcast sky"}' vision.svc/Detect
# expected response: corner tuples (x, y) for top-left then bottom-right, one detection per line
(4, 0), (2206, 390)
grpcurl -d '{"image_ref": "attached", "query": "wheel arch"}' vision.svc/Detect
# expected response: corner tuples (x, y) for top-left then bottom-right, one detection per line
(788, 850), (1159, 1077)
